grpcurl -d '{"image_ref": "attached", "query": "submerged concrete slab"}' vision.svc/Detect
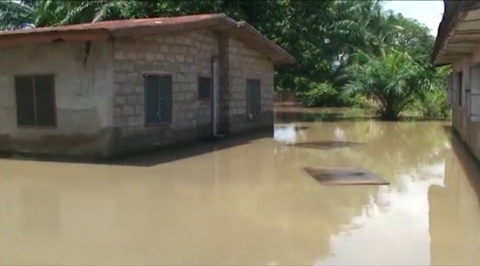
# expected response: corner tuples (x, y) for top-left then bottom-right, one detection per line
(288, 141), (363, 150)
(303, 166), (389, 186)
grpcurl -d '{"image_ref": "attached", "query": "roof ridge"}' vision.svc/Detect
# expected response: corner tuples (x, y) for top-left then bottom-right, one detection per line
(0, 13), (295, 64)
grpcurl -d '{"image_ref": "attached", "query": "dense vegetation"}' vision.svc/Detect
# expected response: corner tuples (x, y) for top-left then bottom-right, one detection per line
(0, 0), (450, 120)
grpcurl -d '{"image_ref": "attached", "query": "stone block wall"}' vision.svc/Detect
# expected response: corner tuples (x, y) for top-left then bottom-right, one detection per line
(227, 37), (275, 134)
(111, 30), (218, 153)
(111, 29), (276, 154)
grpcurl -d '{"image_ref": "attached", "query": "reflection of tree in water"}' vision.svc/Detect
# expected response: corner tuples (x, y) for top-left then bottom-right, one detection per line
(268, 155), (383, 260)
(274, 118), (449, 187)
(428, 137), (480, 266)
(271, 110), (451, 262)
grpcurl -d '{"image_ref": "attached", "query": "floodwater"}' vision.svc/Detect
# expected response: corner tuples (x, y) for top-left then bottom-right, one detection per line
(1, 107), (479, 266)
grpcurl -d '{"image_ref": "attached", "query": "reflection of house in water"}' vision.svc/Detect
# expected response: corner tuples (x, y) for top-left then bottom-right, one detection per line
(274, 123), (301, 145)
(20, 186), (61, 238)
(429, 146), (480, 265)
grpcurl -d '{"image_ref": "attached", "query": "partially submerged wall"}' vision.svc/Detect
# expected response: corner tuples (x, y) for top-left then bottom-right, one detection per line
(226, 36), (275, 134)
(0, 41), (114, 158)
(110, 30), (276, 155)
(110, 30), (219, 154)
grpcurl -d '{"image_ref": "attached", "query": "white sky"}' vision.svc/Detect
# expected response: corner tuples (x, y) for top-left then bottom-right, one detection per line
(383, 0), (444, 35)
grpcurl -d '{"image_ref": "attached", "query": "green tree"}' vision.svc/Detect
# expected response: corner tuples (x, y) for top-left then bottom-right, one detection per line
(344, 48), (439, 120)
(0, 0), (34, 30)
(0, 0), (447, 114)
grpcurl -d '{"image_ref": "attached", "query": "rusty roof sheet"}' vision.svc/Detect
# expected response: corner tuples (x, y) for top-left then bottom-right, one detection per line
(0, 13), (295, 64)
(431, 1), (480, 65)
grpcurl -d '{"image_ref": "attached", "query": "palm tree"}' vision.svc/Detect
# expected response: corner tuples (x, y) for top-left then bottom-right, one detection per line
(0, 0), (141, 30)
(0, 0), (34, 30)
(31, 0), (138, 27)
(343, 48), (438, 120)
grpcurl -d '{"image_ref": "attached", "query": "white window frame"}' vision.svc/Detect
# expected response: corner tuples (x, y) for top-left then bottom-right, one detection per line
(468, 64), (480, 121)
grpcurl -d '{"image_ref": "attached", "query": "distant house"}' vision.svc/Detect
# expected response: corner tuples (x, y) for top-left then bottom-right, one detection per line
(0, 14), (295, 159)
(431, 1), (480, 159)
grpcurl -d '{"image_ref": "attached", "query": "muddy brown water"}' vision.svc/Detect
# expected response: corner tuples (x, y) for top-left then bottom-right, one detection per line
(1, 107), (479, 265)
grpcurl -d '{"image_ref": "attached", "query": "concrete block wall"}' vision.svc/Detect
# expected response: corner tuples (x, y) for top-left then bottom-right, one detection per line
(111, 30), (219, 153)
(0, 41), (114, 158)
(111, 29), (276, 154)
(227, 37), (275, 133)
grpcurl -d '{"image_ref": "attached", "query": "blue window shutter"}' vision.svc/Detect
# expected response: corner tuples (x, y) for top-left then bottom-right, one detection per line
(246, 79), (253, 116)
(34, 75), (56, 127)
(198, 77), (211, 99)
(144, 75), (160, 125)
(15, 76), (35, 126)
(246, 79), (261, 117)
(253, 80), (261, 114)
(159, 76), (173, 123)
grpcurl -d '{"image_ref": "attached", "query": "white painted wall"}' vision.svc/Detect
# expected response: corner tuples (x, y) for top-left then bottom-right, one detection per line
(0, 40), (114, 156)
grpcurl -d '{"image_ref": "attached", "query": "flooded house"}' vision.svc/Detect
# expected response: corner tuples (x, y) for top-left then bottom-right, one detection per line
(0, 14), (295, 160)
(432, 1), (480, 160)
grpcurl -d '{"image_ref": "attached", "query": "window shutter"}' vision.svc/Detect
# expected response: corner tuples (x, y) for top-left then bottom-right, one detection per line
(469, 65), (480, 121)
(452, 72), (458, 105)
(14, 76), (35, 126)
(446, 74), (453, 106)
(159, 76), (173, 123)
(34, 75), (56, 127)
(458, 72), (463, 106)
(464, 65), (471, 91)
(198, 77), (211, 99)
(246, 79), (254, 118)
(246, 79), (261, 118)
(144, 75), (160, 125)
(254, 81), (261, 114)
(446, 74), (453, 90)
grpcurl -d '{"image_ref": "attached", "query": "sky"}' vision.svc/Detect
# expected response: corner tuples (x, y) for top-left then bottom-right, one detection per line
(383, 0), (444, 35)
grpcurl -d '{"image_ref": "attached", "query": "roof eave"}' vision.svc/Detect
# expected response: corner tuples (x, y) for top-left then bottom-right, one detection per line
(431, 1), (480, 66)
(0, 28), (110, 48)
(235, 22), (295, 65)
(0, 14), (295, 65)
(431, 1), (463, 65)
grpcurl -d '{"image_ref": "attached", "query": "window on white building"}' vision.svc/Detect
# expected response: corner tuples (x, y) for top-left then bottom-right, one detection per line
(446, 73), (453, 106)
(468, 64), (480, 121)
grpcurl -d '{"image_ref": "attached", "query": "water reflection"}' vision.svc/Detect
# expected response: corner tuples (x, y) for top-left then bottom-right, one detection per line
(273, 123), (308, 145)
(20, 185), (61, 238)
(0, 109), (478, 265)
(428, 133), (480, 266)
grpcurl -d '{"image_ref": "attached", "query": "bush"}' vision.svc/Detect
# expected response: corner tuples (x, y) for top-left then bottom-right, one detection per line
(416, 89), (451, 119)
(297, 83), (336, 107)
(297, 82), (362, 107)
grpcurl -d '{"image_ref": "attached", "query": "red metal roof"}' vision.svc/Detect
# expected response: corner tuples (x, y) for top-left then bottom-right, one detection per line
(0, 13), (295, 64)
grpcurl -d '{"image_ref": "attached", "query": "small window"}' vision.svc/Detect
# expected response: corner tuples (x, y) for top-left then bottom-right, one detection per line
(459, 71), (463, 106)
(446, 73), (453, 90)
(468, 65), (480, 121)
(15, 75), (56, 127)
(198, 77), (212, 99)
(144, 74), (173, 126)
(246, 79), (261, 119)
